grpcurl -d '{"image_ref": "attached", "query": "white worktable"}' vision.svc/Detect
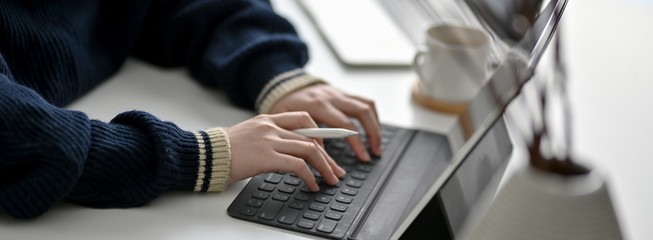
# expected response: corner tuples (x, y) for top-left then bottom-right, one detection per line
(1, 0), (652, 239)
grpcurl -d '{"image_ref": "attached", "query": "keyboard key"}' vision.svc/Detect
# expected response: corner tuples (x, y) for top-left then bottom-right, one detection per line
(309, 203), (326, 212)
(339, 156), (356, 165)
(356, 164), (373, 173)
(330, 141), (347, 150)
(325, 210), (343, 220)
(314, 177), (323, 185)
(314, 194), (331, 204)
(288, 201), (306, 210)
(246, 198), (264, 208)
(311, 168), (322, 178)
(382, 128), (395, 135)
(278, 210), (300, 225)
(323, 179), (342, 188)
(327, 148), (343, 157)
(335, 195), (353, 204)
(295, 193), (310, 201)
(258, 201), (283, 220)
(239, 207), (257, 216)
(303, 211), (321, 220)
(265, 173), (283, 183)
(351, 172), (368, 180)
(278, 185), (296, 194)
(284, 177), (301, 186)
(321, 187), (337, 196)
(297, 219), (315, 229)
(299, 184), (311, 193)
(345, 180), (362, 188)
(382, 137), (391, 145)
(341, 188), (358, 196)
(272, 193), (290, 202)
(252, 191), (270, 199)
(317, 219), (338, 233)
(258, 183), (276, 192)
(330, 203), (348, 212)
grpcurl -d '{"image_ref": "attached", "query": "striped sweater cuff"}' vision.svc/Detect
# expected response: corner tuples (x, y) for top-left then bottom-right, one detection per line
(191, 128), (231, 192)
(255, 69), (327, 114)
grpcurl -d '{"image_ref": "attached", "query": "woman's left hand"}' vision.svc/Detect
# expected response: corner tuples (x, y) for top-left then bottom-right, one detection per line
(268, 84), (382, 161)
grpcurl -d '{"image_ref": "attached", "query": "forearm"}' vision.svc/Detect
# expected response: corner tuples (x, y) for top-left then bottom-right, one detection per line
(0, 73), (231, 218)
(67, 114), (232, 208)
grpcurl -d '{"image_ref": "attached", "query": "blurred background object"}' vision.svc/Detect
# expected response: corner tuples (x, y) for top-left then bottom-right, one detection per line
(458, 0), (624, 238)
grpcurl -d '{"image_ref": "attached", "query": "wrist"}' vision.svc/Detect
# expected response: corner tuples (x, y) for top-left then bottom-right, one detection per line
(190, 127), (231, 192)
(255, 69), (326, 114)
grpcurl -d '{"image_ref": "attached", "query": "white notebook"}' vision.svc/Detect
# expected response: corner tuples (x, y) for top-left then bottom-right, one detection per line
(296, 0), (416, 66)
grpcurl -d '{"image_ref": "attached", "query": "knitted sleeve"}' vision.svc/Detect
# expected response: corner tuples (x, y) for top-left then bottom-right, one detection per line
(131, 0), (322, 112)
(0, 55), (231, 219)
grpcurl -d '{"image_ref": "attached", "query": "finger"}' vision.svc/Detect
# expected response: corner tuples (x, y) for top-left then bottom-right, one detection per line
(275, 139), (340, 185)
(269, 111), (319, 130)
(276, 128), (326, 152)
(346, 94), (379, 124)
(315, 139), (346, 178)
(332, 97), (383, 156)
(269, 112), (324, 147)
(272, 152), (320, 191)
(276, 127), (313, 142)
(310, 104), (371, 162)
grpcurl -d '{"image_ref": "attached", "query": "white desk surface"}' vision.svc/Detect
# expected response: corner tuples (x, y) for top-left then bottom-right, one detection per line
(2, 0), (652, 239)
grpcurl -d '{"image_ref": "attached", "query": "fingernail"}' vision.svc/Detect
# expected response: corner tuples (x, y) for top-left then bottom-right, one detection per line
(337, 166), (347, 178)
(332, 176), (340, 185)
(375, 146), (383, 156)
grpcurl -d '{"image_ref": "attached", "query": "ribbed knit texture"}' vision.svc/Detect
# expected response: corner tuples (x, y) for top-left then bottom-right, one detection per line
(0, 0), (309, 219)
(255, 69), (326, 114)
(192, 128), (231, 192)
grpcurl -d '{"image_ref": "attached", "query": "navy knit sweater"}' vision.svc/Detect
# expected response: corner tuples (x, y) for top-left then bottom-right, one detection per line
(0, 0), (321, 219)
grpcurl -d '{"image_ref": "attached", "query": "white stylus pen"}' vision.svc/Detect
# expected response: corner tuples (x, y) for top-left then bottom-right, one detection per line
(293, 128), (358, 138)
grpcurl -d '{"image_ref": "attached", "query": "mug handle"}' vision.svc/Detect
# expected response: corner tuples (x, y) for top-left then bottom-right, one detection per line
(413, 48), (428, 81)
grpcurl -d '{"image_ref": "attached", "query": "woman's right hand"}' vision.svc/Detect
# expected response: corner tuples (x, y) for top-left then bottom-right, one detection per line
(225, 112), (346, 191)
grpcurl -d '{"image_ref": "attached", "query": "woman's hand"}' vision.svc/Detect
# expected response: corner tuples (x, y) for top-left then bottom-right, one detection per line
(225, 112), (346, 191)
(268, 84), (382, 161)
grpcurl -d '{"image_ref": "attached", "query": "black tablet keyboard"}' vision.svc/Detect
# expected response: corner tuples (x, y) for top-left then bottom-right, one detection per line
(227, 124), (413, 239)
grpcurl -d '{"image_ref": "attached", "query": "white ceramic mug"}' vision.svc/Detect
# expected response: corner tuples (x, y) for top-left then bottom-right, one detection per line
(414, 25), (491, 103)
